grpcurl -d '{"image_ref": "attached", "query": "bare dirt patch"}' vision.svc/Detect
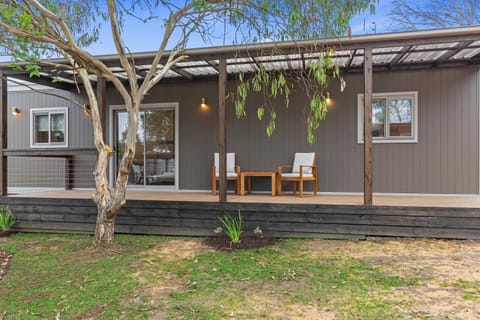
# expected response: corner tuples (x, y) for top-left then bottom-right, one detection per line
(299, 237), (480, 319)
(238, 283), (339, 320)
(301, 238), (480, 282)
(130, 237), (480, 319)
(144, 238), (215, 262)
(72, 242), (134, 263)
(123, 238), (214, 319)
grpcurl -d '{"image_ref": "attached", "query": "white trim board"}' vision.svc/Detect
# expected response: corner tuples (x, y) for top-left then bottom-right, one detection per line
(357, 91), (419, 144)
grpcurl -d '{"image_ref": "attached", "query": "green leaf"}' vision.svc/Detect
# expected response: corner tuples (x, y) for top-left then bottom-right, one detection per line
(266, 125), (273, 137)
(257, 106), (265, 120)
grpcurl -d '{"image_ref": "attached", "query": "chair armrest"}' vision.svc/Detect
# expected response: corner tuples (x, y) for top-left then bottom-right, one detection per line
(277, 165), (292, 174)
(299, 165), (315, 177)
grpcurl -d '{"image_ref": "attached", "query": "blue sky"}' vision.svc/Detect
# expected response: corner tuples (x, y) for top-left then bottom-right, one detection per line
(86, 0), (396, 56)
(0, 0), (396, 61)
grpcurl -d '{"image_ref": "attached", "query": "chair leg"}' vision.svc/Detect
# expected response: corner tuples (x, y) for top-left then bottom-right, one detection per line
(293, 182), (297, 195)
(277, 176), (282, 195)
(235, 178), (240, 195)
(212, 178), (217, 195)
(314, 179), (318, 195)
(299, 180), (304, 197)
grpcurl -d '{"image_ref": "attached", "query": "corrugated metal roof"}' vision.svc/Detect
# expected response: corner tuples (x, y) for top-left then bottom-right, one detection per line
(2, 26), (480, 87)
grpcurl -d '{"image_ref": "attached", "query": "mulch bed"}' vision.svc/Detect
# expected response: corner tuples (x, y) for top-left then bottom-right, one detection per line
(203, 236), (279, 251)
(0, 250), (12, 282)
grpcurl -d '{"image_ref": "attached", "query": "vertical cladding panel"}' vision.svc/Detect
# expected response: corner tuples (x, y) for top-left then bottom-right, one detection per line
(102, 66), (478, 194)
(7, 89), (93, 191)
(369, 67), (479, 194)
(473, 66), (479, 194)
(8, 89), (92, 149)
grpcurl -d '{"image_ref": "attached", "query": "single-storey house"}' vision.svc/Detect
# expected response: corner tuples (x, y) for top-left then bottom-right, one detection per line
(0, 26), (479, 239)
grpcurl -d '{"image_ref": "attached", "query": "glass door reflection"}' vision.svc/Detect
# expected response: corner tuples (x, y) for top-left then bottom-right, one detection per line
(115, 107), (175, 186)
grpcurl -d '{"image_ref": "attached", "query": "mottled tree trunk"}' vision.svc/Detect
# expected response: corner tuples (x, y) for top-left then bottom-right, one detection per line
(94, 208), (116, 246)
(88, 86), (137, 247)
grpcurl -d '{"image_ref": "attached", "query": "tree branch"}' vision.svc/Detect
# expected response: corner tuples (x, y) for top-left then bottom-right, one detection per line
(3, 76), (86, 107)
(107, 0), (138, 94)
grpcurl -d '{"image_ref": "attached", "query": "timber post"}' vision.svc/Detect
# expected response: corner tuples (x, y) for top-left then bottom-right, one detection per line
(218, 59), (227, 202)
(363, 48), (373, 206)
(0, 74), (7, 196)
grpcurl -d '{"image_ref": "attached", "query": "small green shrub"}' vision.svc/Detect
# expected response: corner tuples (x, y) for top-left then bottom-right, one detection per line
(218, 211), (243, 247)
(0, 206), (16, 231)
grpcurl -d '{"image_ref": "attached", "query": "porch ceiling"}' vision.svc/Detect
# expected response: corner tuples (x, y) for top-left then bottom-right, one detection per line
(1, 26), (480, 89)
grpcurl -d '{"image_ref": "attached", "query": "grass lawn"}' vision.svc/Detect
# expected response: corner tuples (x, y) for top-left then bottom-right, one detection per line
(0, 233), (478, 319)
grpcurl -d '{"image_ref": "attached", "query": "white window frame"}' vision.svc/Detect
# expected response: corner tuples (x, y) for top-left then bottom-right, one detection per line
(30, 107), (69, 148)
(357, 91), (418, 144)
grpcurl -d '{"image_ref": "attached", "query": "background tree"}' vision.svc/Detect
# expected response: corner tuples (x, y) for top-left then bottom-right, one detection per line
(389, 0), (480, 30)
(0, 0), (376, 246)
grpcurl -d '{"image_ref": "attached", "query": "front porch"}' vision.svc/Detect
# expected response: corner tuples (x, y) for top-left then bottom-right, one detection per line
(3, 190), (480, 240)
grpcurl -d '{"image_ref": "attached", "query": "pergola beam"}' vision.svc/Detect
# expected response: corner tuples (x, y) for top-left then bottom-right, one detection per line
(206, 60), (220, 72)
(388, 45), (412, 69)
(345, 49), (357, 72)
(171, 67), (193, 80)
(434, 41), (474, 66)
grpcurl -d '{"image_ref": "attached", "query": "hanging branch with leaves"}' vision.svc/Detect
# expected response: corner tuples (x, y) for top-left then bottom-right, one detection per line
(232, 46), (342, 143)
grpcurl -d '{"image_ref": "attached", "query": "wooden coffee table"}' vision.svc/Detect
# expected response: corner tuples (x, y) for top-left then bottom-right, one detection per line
(240, 171), (277, 196)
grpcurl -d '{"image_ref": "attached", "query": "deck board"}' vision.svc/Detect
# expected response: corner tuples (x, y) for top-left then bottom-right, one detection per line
(8, 189), (480, 208)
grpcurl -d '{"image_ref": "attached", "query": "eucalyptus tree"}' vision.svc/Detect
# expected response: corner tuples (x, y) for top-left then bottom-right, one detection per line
(0, 0), (376, 246)
(389, 0), (480, 30)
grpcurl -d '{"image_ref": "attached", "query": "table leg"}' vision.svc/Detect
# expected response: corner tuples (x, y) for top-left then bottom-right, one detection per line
(247, 176), (252, 194)
(271, 173), (276, 196)
(240, 174), (245, 196)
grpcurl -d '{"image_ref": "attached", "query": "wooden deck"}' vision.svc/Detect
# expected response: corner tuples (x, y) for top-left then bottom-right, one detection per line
(8, 189), (480, 208)
(3, 190), (480, 240)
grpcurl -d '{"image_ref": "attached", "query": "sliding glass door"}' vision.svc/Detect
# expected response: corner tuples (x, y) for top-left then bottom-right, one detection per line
(114, 104), (177, 187)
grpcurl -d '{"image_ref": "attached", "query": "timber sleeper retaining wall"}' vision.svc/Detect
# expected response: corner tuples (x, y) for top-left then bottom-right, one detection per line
(1, 197), (479, 240)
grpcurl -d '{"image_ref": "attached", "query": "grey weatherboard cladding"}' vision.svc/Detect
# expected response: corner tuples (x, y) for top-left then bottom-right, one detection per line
(7, 65), (480, 194)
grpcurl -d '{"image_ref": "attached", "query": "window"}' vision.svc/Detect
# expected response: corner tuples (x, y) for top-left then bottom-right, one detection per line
(357, 91), (418, 143)
(30, 108), (68, 147)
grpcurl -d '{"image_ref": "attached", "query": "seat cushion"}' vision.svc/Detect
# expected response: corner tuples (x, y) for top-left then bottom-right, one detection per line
(280, 173), (314, 178)
(292, 153), (315, 174)
(215, 172), (238, 178)
(214, 153), (236, 175)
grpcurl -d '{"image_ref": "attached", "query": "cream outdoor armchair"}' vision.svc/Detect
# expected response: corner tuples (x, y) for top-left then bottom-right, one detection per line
(277, 152), (317, 197)
(211, 153), (241, 195)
